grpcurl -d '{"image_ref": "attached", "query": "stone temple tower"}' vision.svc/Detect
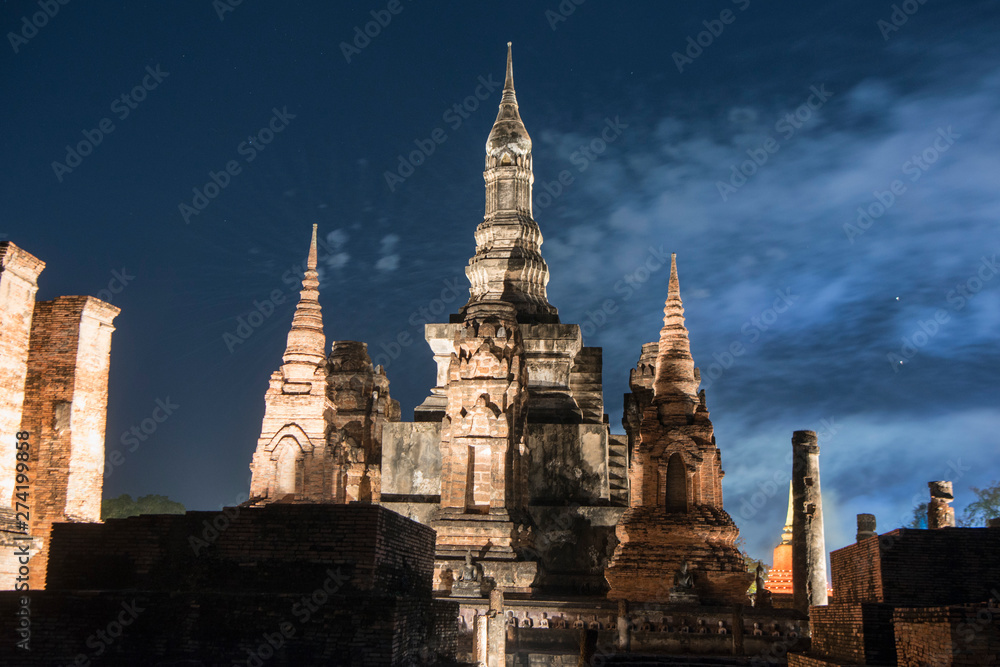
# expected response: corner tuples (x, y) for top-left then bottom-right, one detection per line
(461, 42), (558, 326)
(377, 44), (626, 594)
(605, 256), (752, 604)
(249, 226), (399, 504)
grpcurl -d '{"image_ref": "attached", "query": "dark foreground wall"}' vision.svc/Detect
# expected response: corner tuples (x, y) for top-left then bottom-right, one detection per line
(832, 527), (1000, 606)
(0, 503), (459, 666)
(790, 525), (1000, 667)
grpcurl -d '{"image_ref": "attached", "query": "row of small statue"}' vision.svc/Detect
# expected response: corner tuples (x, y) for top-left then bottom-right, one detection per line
(491, 611), (800, 637)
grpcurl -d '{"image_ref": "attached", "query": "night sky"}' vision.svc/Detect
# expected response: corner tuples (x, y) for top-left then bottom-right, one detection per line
(3, 1), (998, 563)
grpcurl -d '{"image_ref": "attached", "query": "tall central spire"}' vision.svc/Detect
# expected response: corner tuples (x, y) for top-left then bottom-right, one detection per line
(462, 43), (558, 324)
(485, 42), (531, 165)
(652, 254), (699, 409)
(282, 224), (326, 379)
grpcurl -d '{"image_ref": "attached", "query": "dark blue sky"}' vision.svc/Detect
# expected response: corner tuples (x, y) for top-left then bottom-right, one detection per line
(3, 1), (998, 561)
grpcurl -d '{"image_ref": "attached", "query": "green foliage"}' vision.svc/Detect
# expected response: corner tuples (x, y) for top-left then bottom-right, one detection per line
(907, 501), (928, 529)
(101, 493), (185, 520)
(960, 480), (1000, 527)
(906, 481), (1000, 529)
(736, 536), (770, 594)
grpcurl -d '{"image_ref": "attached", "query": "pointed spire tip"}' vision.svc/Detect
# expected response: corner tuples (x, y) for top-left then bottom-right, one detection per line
(504, 42), (514, 93)
(307, 224), (318, 271)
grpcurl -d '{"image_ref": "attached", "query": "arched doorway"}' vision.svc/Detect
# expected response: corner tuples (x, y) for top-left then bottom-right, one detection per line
(275, 438), (302, 496)
(665, 453), (687, 512)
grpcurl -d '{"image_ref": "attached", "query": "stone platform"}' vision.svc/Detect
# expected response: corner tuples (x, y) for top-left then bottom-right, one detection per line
(451, 597), (809, 665)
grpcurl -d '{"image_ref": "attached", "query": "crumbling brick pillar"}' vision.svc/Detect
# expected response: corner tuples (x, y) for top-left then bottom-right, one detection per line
(0, 243), (44, 508)
(927, 481), (956, 529)
(19, 296), (119, 589)
(792, 430), (828, 613)
(856, 513), (877, 542)
(487, 588), (505, 667)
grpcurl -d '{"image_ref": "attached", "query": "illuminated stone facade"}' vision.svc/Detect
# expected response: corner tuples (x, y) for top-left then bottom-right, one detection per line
(247, 45), (755, 605)
(248, 226), (400, 504)
(0, 242), (118, 590)
(604, 257), (752, 605)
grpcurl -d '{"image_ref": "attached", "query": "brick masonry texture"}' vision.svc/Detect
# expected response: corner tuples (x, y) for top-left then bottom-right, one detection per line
(833, 528), (1000, 606)
(0, 503), (458, 665)
(0, 241), (118, 591)
(790, 526), (1000, 666)
(0, 242), (44, 508)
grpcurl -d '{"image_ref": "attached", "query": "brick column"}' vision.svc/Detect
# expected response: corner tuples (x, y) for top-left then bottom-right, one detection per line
(0, 243), (44, 507)
(792, 430), (828, 613)
(927, 481), (956, 529)
(19, 296), (119, 588)
(856, 513), (877, 542)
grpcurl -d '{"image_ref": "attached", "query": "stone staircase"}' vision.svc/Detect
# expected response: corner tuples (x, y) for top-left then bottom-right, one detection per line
(608, 434), (630, 506)
(570, 347), (605, 424)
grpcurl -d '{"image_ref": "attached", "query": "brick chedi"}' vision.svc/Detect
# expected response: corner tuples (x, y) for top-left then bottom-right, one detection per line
(605, 255), (752, 604)
(326, 340), (399, 502)
(248, 225), (400, 504)
(430, 304), (537, 592)
(383, 44), (627, 596)
(764, 482), (795, 602)
(463, 42), (558, 326)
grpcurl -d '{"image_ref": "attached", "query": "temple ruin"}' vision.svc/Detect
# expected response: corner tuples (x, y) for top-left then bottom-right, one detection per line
(241, 44), (812, 661)
(7, 41), (995, 666)
(0, 242), (119, 591)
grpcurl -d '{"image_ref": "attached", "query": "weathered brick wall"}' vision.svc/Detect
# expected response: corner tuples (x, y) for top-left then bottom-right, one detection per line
(0, 504), (457, 665)
(0, 589), (459, 666)
(787, 655), (849, 667)
(46, 504), (436, 595)
(17, 296), (118, 589)
(0, 242), (44, 510)
(20, 297), (118, 522)
(878, 528), (1000, 607)
(833, 528), (1000, 606)
(894, 603), (1000, 666)
(806, 602), (896, 665)
(830, 533), (883, 603)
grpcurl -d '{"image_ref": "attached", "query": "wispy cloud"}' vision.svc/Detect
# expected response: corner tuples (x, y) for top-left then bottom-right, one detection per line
(538, 52), (1000, 558)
